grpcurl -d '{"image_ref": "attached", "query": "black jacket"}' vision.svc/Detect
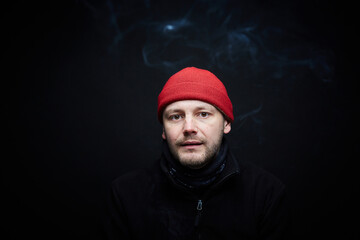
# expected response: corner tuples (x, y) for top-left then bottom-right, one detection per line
(104, 148), (290, 240)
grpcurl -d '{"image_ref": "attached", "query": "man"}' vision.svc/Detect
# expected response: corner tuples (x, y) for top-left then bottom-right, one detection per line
(104, 67), (290, 239)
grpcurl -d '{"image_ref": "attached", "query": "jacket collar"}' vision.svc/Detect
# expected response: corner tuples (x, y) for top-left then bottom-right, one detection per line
(160, 138), (240, 194)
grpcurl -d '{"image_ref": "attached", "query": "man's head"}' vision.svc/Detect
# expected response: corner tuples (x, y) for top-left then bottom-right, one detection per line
(158, 67), (233, 169)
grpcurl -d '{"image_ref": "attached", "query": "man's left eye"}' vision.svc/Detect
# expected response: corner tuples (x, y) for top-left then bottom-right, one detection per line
(199, 112), (209, 118)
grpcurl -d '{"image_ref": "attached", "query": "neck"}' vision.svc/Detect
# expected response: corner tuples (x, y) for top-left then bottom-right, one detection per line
(162, 138), (228, 190)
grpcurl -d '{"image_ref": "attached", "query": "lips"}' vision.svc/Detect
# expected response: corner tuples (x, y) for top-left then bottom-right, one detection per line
(180, 141), (203, 148)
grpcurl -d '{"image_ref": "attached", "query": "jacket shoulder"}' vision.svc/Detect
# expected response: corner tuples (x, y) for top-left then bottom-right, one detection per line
(237, 160), (286, 192)
(111, 162), (161, 195)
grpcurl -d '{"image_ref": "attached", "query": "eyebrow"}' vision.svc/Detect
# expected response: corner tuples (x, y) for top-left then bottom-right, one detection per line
(164, 105), (214, 115)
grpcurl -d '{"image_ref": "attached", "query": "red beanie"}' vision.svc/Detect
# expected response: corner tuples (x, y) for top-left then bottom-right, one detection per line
(157, 67), (234, 122)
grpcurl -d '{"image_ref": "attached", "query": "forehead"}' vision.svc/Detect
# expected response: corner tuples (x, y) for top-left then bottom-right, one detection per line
(163, 100), (217, 113)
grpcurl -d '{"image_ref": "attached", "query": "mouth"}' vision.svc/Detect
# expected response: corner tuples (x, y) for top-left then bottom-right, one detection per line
(180, 141), (203, 149)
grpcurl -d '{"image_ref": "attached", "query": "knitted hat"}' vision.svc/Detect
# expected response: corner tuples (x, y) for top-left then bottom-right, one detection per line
(157, 67), (233, 122)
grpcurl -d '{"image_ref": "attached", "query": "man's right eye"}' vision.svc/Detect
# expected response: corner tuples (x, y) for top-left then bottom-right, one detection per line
(169, 114), (181, 120)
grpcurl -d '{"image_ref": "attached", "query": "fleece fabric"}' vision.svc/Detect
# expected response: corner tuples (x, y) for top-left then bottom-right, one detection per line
(103, 145), (290, 240)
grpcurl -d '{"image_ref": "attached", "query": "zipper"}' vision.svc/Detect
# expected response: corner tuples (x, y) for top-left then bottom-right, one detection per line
(194, 199), (203, 227)
(197, 199), (202, 211)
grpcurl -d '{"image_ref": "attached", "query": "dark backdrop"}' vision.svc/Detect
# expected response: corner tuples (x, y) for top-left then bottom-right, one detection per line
(3, 0), (358, 239)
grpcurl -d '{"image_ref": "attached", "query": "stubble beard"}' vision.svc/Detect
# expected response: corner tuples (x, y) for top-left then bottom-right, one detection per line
(167, 133), (224, 170)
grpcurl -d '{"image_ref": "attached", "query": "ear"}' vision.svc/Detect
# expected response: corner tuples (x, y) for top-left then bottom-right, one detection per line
(162, 128), (167, 140)
(223, 120), (231, 134)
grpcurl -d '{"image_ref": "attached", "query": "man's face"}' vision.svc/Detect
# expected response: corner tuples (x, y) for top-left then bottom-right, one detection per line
(162, 100), (231, 169)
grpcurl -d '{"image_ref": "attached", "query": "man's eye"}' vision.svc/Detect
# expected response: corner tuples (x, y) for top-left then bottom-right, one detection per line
(169, 114), (181, 120)
(199, 112), (209, 118)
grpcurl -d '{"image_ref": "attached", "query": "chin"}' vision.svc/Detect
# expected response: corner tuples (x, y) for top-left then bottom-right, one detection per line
(178, 155), (208, 169)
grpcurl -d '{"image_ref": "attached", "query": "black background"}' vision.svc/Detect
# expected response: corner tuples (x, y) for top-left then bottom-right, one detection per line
(3, 0), (358, 239)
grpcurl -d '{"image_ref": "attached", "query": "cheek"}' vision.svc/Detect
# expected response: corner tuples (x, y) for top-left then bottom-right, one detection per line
(200, 122), (220, 134)
(163, 126), (181, 141)
(201, 124), (224, 141)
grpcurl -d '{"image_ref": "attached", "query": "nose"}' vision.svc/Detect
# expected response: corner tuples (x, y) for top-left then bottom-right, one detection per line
(183, 116), (197, 135)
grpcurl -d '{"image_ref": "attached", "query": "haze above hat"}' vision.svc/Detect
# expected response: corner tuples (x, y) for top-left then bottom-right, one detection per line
(157, 67), (233, 122)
